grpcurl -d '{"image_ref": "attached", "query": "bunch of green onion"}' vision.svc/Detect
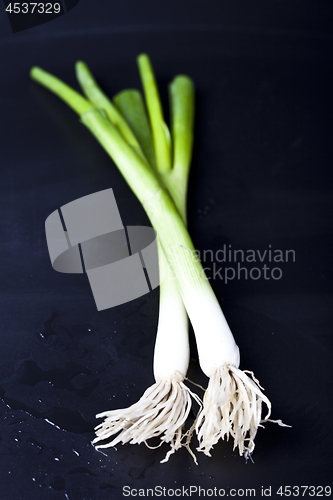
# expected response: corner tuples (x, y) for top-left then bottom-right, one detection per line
(30, 54), (287, 462)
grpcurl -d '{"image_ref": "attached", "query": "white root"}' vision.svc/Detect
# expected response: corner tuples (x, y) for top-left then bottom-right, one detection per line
(196, 365), (289, 458)
(92, 243), (203, 463)
(93, 377), (201, 463)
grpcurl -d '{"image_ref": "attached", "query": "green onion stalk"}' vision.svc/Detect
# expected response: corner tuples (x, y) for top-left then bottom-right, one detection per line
(30, 55), (287, 461)
(75, 59), (201, 462)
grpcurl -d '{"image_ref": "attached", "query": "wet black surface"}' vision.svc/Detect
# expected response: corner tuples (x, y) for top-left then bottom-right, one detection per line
(1, 1), (333, 499)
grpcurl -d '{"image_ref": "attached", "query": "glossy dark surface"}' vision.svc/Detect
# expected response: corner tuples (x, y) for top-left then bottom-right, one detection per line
(0, 2), (332, 498)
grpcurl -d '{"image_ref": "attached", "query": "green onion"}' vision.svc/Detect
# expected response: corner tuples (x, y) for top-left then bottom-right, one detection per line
(32, 61), (201, 462)
(74, 60), (200, 461)
(113, 89), (157, 169)
(30, 56), (288, 461)
(137, 54), (171, 174)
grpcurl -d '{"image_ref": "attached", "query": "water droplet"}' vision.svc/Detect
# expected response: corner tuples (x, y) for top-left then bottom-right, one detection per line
(49, 476), (65, 491)
(15, 359), (99, 397)
(38, 312), (59, 339)
(67, 467), (97, 477)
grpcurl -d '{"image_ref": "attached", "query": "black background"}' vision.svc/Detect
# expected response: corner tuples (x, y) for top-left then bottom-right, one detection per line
(0, 1), (332, 499)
